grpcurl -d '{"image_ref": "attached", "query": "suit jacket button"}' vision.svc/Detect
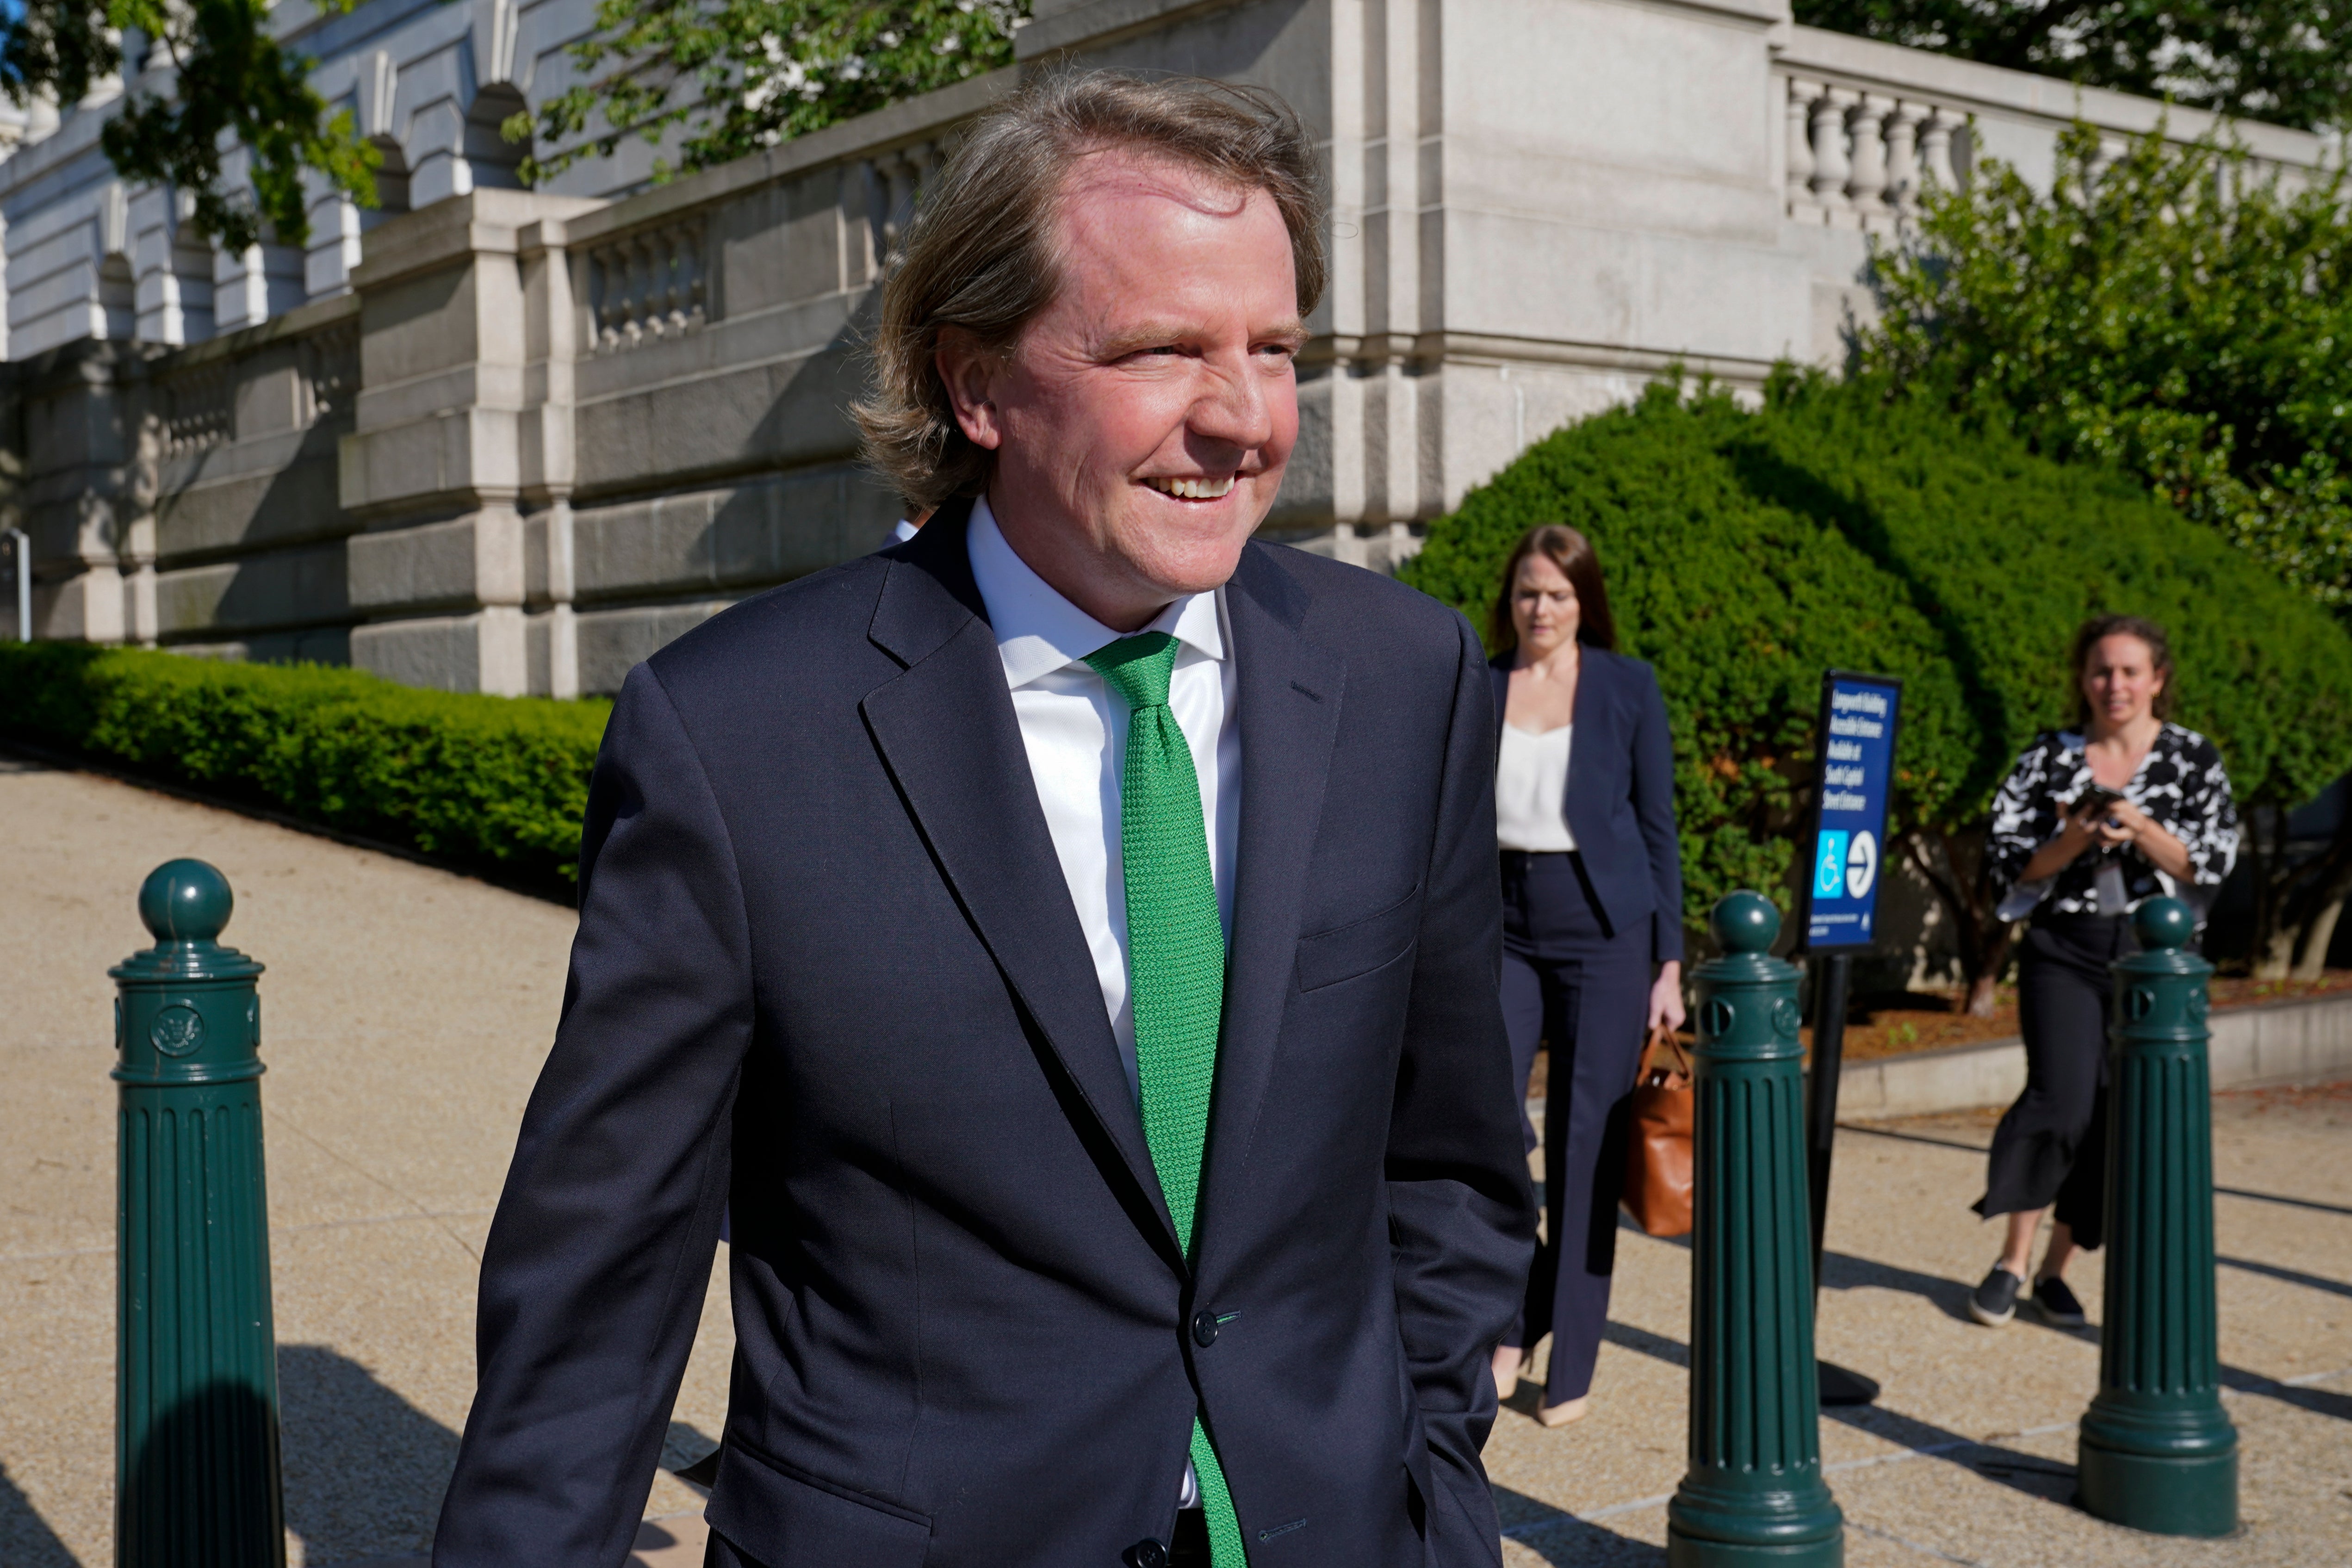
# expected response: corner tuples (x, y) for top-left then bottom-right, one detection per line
(1125, 1539), (1169, 1568)
(1192, 1310), (1220, 1347)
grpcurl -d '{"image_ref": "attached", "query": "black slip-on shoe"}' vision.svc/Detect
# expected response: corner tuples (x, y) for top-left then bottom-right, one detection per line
(1968, 1266), (2023, 1327)
(2031, 1275), (2088, 1327)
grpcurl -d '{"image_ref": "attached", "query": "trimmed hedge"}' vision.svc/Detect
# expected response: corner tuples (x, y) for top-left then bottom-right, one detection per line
(1401, 372), (2352, 934)
(0, 643), (611, 889)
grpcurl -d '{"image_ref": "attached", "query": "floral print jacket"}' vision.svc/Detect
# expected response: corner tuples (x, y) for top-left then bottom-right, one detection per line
(1988, 724), (2240, 921)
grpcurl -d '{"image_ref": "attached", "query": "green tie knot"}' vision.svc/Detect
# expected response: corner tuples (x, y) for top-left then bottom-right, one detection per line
(1085, 632), (1180, 710)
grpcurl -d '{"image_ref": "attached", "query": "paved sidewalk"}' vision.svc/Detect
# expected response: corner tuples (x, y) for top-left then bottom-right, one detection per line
(1487, 1087), (2352, 1566)
(0, 756), (733, 1568)
(4, 755), (2346, 1566)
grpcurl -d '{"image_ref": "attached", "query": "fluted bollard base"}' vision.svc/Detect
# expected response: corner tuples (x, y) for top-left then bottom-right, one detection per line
(2077, 1407), (2237, 1538)
(1667, 892), (1843, 1568)
(1667, 1486), (1843, 1566)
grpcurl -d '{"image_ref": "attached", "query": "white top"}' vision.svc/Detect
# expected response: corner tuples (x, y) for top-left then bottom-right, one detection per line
(1496, 723), (1577, 852)
(967, 495), (1235, 1513)
(891, 518), (921, 543)
(966, 495), (1241, 1099)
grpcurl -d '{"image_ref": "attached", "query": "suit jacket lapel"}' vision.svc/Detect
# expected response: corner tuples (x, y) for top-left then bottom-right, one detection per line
(1199, 544), (1346, 1263)
(860, 502), (1179, 1254)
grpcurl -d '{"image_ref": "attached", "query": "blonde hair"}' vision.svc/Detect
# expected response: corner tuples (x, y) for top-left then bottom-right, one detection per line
(853, 70), (1326, 512)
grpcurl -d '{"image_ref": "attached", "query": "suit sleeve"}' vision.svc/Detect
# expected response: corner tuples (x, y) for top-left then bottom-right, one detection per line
(1387, 612), (1541, 1566)
(433, 663), (752, 1568)
(1631, 662), (1686, 964)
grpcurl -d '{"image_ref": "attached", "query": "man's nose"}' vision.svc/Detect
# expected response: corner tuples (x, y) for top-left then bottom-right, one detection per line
(1188, 356), (1276, 451)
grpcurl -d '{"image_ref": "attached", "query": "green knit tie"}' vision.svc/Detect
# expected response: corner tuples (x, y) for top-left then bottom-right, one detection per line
(1085, 632), (1247, 1568)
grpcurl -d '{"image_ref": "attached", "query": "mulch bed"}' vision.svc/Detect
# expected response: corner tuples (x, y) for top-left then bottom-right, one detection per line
(1526, 969), (2352, 1098)
(1824, 969), (2352, 1062)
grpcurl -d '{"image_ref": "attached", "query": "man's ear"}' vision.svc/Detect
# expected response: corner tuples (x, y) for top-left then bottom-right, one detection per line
(936, 328), (1005, 451)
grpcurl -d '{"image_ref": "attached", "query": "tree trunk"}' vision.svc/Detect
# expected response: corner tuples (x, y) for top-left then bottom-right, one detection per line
(2291, 894), (2347, 981)
(2283, 810), (2352, 981)
(1905, 826), (2013, 1016)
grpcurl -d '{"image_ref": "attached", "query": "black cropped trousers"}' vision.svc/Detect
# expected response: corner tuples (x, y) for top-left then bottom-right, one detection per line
(1975, 913), (2141, 1252)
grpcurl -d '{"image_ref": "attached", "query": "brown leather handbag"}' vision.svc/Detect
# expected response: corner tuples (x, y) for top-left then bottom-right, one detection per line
(1621, 1026), (1694, 1238)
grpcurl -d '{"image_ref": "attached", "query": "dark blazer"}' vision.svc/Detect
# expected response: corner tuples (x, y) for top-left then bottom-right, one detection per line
(1488, 646), (1684, 963)
(434, 502), (1535, 1568)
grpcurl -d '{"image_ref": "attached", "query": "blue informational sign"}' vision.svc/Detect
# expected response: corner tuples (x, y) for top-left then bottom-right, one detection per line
(1802, 672), (1903, 952)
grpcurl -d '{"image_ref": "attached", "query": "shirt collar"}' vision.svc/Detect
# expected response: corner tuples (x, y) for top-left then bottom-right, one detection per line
(966, 494), (1226, 691)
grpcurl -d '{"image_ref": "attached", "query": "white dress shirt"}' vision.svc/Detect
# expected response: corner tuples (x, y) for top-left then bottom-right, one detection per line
(966, 495), (1241, 1101)
(967, 496), (1236, 1512)
(1496, 722), (1577, 851)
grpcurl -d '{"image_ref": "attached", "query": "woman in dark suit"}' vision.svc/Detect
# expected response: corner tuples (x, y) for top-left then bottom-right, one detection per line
(1485, 524), (1685, 1427)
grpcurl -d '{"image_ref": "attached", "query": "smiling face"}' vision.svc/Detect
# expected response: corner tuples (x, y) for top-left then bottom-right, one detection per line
(935, 148), (1305, 630)
(1510, 551), (1582, 662)
(2081, 633), (2166, 730)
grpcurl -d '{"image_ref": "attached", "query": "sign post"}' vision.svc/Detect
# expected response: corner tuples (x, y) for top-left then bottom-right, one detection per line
(1795, 671), (1902, 1408)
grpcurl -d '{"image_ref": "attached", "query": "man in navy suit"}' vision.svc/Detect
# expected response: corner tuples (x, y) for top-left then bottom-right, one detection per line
(433, 71), (1533, 1568)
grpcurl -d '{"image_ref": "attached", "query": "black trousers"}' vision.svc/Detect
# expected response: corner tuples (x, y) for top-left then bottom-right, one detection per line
(1975, 914), (2141, 1253)
(1496, 849), (1653, 1404)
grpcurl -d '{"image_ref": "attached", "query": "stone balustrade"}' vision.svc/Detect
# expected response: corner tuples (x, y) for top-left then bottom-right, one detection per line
(1781, 78), (1965, 231)
(584, 219), (713, 353)
(1775, 25), (2338, 236)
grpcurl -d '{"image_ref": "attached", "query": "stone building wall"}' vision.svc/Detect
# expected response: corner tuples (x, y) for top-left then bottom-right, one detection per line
(0, 0), (2335, 686)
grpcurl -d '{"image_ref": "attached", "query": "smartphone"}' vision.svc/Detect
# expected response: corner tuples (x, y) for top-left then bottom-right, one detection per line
(2073, 786), (2125, 821)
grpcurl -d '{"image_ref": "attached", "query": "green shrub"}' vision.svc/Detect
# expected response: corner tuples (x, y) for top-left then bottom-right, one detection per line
(0, 644), (611, 888)
(1862, 125), (2352, 607)
(1402, 373), (2352, 984)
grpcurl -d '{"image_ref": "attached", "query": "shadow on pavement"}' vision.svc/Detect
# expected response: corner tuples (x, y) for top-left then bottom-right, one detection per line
(1492, 1483), (1665, 1565)
(2219, 1365), (2352, 1424)
(279, 1344), (461, 1566)
(1598, 1308), (2087, 1509)
(1822, 1402), (2079, 1508)
(2218, 1253), (2352, 1301)
(1817, 1248), (1982, 1326)
(0, 1456), (79, 1568)
(2214, 1184), (2352, 1218)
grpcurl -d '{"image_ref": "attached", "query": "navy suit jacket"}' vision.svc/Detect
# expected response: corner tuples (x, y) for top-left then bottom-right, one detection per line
(1488, 646), (1685, 963)
(434, 502), (1536, 1568)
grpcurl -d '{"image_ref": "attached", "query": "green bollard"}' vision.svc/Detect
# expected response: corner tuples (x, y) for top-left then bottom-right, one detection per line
(1667, 891), (1843, 1568)
(2076, 897), (2238, 1536)
(111, 860), (285, 1568)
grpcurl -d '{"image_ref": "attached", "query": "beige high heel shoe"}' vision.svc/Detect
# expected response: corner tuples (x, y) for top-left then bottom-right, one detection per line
(1535, 1395), (1589, 1429)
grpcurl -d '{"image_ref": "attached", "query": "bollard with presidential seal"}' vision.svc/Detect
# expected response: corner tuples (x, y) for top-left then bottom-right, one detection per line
(111, 859), (286, 1568)
(1666, 891), (1843, 1568)
(2074, 896), (2238, 1537)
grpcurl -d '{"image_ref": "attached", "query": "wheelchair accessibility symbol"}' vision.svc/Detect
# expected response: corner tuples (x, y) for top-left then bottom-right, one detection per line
(1814, 830), (1879, 901)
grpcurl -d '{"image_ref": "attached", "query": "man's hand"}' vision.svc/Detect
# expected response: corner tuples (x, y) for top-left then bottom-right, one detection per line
(1647, 960), (1686, 1033)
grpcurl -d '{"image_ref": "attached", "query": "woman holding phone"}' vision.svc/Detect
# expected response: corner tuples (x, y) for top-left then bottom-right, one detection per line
(1969, 614), (2238, 1329)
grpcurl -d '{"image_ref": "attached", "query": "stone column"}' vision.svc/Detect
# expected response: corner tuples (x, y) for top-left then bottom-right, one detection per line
(338, 189), (602, 693)
(1785, 79), (1819, 219)
(1919, 111), (1961, 194)
(1845, 94), (1894, 223)
(1808, 87), (1858, 220)
(1882, 103), (1925, 214)
(518, 213), (582, 699)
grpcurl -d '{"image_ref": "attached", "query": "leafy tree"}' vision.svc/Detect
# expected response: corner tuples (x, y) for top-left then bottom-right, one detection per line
(1862, 124), (2352, 610)
(1, 0), (379, 253)
(515, 0), (1027, 186)
(1402, 373), (2352, 999)
(1797, 0), (2352, 132)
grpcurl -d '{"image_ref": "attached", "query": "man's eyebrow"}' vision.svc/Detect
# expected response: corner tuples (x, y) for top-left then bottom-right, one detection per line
(1096, 316), (1311, 357)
